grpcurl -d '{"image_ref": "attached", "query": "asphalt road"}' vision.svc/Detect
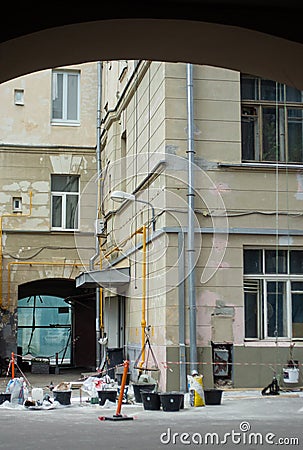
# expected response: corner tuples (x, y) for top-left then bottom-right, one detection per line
(0, 393), (302, 450)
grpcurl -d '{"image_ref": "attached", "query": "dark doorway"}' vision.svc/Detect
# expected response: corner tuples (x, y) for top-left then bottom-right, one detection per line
(18, 279), (96, 369)
(69, 293), (96, 370)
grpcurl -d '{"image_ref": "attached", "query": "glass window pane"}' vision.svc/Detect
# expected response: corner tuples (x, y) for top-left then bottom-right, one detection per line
(244, 249), (263, 274)
(241, 76), (258, 100)
(241, 107), (259, 160)
(66, 194), (79, 229)
(52, 73), (63, 119)
(52, 195), (62, 228)
(18, 296), (34, 307)
(262, 108), (279, 161)
(51, 175), (79, 192)
(286, 86), (302, 103)
(265, 250), (287, 274)
(18, 308), (34, 327)
(292, 293), (303, 338)
(287, 108), (303, 162)
(17, 296), (72, 362)
(290, 251), (303, 274)
(244, 292), (258, 338)
(261, 79), (279, 101)
(291, 282), (303, 291)
(267, 281), (287, 337)
(67, 74), (78, 120)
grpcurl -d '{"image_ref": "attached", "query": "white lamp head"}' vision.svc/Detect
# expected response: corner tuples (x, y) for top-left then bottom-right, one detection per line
(110, 190), (136, 202)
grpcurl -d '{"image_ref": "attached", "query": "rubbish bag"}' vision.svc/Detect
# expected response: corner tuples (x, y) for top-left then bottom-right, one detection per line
(6, 378), (27, 405)
(187, 374), (205, 407)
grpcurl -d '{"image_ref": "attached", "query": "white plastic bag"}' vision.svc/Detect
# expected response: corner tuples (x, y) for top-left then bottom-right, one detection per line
(6, 378), (26, 405)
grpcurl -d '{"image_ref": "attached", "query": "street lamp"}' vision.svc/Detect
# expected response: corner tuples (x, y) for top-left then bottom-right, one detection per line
(110, 190), (156, 231)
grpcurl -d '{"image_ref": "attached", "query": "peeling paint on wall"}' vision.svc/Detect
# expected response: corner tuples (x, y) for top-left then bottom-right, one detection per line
(165, 144), (178, 154)
(32, 181), (49, 192)
(214, 305), (234, 316)
(0, 193), (11, 206)
(2, 182), (20, 191)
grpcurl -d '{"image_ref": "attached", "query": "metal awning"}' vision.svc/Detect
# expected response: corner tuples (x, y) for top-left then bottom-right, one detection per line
(75, 266), (130, 289)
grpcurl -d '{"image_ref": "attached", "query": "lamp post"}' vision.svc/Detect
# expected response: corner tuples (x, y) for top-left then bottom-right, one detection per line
(110, 190), (156, 232)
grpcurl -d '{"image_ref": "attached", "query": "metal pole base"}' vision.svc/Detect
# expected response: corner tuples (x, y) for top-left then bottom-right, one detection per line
(98, 415), (134, 421)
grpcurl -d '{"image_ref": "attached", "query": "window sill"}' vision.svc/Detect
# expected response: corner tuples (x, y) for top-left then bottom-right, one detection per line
(51, 228), (79, 233)
(51, 120), (80, 127)
(218, 162), (303, 170)
(244, 339), (303, 347)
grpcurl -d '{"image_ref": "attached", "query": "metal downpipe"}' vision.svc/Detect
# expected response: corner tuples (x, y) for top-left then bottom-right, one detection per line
(178, 231), (186, 391)
(186, 63), (197, 373)
(92, 61), (103, 368)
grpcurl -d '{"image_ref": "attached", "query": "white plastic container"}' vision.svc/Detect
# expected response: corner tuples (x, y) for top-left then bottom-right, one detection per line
(31, 387), (43, 403)
(283, 367), (299, 383)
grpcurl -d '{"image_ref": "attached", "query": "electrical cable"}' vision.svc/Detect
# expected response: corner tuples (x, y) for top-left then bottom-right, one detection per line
(4, 246), (94, 260)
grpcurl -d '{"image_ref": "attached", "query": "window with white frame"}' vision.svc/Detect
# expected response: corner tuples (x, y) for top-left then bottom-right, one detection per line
(244, 249), (303, 340)
(52, 70), (80, 124)
(241, 75), (303, 163)
(51, 175), (79, 230)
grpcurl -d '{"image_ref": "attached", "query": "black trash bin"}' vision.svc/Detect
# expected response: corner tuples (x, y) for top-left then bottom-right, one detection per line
(53, 390), (72, 405)
(97, 389), (117, 406)
(160, 392), (184, 412)
(141, 391), (161, 410)
(132, 383), (156, 403)
(170, 391), (184, 409)
(204, 389), (223, 405)
(0, 393), (10, 404)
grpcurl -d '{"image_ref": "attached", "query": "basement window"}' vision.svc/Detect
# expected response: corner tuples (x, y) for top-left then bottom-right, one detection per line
(12, 197), (22, 213)
(14, 89), (24, 105)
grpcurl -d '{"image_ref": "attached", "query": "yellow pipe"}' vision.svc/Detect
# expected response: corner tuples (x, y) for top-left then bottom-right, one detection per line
(104, 246), (120, 258)
(0, 191), (33, 309)
(99, 225), (148, 364)
(7, 261), (84, 309)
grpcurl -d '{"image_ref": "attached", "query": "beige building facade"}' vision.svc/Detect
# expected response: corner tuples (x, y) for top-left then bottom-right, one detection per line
(1, 58), (303, 391)
(96, 60), (303, 390)
(0, 63), (98, 369)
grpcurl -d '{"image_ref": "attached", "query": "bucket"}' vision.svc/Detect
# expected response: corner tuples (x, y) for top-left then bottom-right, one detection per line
(32, 388), (43, 403)
(283, 367), (299, 384)
(132, 383), (156, 403)
(53, 390), (72, 405)
(160, 392), (184, 412)
(97, 389), (117, 406)
(204, 389), (223, 405)
(141, 391), (161, 410)
(170, 391), (184, 409)
(0, 393), (11, 404)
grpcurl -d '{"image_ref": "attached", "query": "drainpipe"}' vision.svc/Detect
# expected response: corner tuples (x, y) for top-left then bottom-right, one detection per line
(178, 231), (186, 391)
(90, 61), (103, 368)
(186, 63), (197, 373)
